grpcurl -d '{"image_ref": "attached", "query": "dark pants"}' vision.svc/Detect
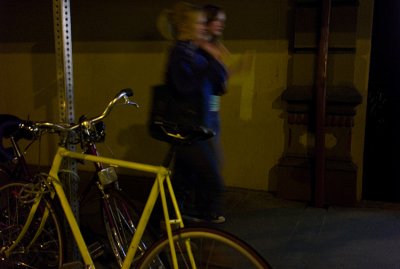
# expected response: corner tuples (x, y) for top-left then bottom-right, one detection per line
(173, 138), (224, 215)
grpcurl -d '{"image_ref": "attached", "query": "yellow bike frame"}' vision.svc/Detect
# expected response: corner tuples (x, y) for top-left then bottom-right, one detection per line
(5, 146), (195, 269)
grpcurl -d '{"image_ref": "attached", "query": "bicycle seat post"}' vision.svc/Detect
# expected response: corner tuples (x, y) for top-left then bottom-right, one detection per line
(162, 143), (178, 168)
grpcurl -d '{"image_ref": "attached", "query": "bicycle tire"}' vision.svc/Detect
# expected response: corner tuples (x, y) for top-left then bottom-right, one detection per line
(137, 227), (272, 269)
(0, 182), (64, 269)
(101, 188), (162, 267)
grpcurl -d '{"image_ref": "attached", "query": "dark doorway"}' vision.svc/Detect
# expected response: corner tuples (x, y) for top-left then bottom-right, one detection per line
(363, 0), (400, 202)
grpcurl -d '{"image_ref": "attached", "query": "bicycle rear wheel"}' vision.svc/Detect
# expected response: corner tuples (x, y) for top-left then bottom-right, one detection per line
(137, 227), (272, 269)
(0, 182), (64, 269)
(101, 188), (161, 267)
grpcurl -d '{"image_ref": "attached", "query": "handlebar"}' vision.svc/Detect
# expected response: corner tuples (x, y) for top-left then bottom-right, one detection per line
(21, 88), (138, 140)
(39, 89), (136, 131)
(88, 88), (137, 128)
(0, 89), (138, 160)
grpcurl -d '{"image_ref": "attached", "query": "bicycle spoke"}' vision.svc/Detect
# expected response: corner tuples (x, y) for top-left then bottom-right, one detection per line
(101, 189), (165, 268)
(0, 183), (64, 269)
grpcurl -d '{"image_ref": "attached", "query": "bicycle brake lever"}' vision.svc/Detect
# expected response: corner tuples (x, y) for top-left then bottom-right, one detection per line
(123, 96), (139, 108)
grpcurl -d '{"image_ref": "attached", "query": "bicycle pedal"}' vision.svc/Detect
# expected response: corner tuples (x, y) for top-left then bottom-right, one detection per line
(60, 261), (84, 269)
(88, 241), (105, 259)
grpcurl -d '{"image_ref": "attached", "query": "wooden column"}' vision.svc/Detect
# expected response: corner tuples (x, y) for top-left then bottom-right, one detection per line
(314, 0), (331, 208)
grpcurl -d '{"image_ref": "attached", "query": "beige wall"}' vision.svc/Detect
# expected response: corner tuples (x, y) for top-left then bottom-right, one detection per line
(0, 1), (374, 197)
(353, 0), (375, 200)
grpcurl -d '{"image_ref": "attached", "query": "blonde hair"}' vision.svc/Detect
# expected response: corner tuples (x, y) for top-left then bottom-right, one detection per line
(159, 2), (202, 40)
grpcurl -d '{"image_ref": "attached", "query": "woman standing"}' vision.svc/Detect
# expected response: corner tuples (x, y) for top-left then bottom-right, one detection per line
(163, 2), (227, 224)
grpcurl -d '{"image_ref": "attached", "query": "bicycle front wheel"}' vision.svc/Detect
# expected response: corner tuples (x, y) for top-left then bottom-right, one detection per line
(137, 227), (272, 269)
(0, 182), (64, 269)
(102, 188), (160, 267)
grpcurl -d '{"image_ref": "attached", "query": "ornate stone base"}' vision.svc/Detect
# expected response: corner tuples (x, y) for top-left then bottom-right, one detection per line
(277, 85), (361, 206)
(277, 156), (357, 206)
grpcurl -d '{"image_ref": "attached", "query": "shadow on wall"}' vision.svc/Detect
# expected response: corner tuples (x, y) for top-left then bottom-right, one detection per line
(116, 123), (169, 175)
(32, 43), (57, 118)
(31, 43), (59, 165)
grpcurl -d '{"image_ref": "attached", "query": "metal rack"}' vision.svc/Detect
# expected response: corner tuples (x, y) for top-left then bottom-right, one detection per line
(52, 0), (79, 260)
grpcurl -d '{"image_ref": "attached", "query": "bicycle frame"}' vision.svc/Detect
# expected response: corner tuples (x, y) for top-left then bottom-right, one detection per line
(7, 145), (193, 269)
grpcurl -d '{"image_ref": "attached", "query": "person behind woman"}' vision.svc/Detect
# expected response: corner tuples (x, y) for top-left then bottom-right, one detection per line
(201, 4), (230, 67)
(201, 4), (253, 83)
(164, 1), (227, 223)
(199, 4), (229, 173)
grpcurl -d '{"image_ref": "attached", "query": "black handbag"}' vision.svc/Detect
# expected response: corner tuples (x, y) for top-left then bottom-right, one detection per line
(148, 84), (209, 142)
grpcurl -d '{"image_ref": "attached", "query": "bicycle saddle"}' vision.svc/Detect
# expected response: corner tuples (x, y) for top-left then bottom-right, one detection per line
(0, 114), (33, 162)
(150, 120), (215, 144)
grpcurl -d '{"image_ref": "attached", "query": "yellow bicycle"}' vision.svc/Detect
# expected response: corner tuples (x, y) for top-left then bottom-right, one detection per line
(0, 89), (271, 268)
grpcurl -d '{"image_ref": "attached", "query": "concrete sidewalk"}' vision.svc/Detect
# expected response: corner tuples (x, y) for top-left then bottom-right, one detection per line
(219, 188), (400, 269)
(81, 182), (400, 268)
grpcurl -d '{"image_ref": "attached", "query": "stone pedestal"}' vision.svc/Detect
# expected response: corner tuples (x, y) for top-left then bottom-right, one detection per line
(277, 86), (362, 205)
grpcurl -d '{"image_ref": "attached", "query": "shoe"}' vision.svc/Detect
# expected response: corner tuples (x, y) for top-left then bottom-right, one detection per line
(182, 212), (226, 224)
(208, 214), (226, 224)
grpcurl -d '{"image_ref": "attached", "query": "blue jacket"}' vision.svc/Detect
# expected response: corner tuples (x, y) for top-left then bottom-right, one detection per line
(165, 40), (227, 131)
